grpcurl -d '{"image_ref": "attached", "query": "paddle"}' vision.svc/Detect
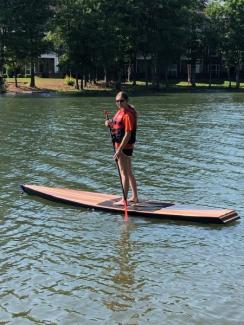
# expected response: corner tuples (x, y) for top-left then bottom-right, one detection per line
(104, 110), (128, 220)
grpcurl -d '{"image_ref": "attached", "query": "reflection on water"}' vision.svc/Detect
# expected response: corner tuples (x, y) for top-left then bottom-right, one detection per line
(0, 93), (243, 324)
(106, 223), (135, 312)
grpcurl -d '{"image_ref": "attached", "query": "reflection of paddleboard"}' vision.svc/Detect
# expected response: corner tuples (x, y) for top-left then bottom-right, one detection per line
(21, 184), (239, 224)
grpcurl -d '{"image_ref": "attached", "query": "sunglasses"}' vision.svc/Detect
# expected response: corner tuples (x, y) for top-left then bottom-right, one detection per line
(116, 99), (125, 103)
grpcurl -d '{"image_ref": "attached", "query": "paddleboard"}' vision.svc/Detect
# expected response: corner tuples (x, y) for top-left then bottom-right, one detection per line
(21, 184), (239, 224)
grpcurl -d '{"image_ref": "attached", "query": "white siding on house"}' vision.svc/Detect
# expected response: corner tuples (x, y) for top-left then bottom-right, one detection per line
(40, 53), (59, 73)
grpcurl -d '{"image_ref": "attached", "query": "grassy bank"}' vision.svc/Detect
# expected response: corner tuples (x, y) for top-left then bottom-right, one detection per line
(5, 77), (244, 96)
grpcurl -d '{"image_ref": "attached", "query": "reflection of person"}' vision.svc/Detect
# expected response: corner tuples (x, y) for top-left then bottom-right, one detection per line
(105, 91), (139, 205)
(105, 222), (135, 310)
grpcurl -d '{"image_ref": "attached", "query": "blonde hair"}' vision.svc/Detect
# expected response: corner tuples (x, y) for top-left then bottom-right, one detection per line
(116, 91), (129, 101)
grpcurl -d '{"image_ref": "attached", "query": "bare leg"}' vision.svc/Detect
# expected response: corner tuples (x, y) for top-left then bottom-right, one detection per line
(127, 157), (138, 202)
(116, 153), (130, 202)
(114, 152), (138, 205)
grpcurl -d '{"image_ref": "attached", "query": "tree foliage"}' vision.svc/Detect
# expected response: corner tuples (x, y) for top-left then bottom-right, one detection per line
(1, 0), (244, 91)
(0, 0), (53, 89)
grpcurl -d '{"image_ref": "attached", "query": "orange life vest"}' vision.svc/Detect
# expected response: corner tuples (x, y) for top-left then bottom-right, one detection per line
(111, 105), (137, 144)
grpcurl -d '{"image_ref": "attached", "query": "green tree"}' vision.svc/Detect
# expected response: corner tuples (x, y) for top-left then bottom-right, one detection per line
(157, 0), (193, 88)
(95, 0), (135, 89)
(53, 0), (100, 89)
(53, 0), (198, 90)
(185, 0), (208, 87)
(206, 0), (244, 88)
(223, 0), (244, 88)
(0, 0), (13, 91)
(10, 0), (54, 87)
(138, 0), (194, 89)
(89, 0), (121, 87)
(6, 18), (27, 87)
(204, 1), (224, 87)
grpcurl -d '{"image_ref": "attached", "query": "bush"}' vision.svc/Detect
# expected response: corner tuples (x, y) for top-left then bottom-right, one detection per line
(64, 75), (75, 86)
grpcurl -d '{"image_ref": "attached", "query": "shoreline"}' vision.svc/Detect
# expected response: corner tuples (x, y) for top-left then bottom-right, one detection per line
(2, 88), (244, 98)
(1, 78), (244, 97)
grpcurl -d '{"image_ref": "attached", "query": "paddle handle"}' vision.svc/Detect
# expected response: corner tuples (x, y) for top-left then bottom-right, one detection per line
(104, 111), (115, 152)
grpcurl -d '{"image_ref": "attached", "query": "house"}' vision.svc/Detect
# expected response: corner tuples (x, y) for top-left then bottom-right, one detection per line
(24, 52), (59, 77)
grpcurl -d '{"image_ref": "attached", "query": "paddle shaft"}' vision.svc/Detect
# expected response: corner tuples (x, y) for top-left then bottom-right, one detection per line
(105, 112), (128, 204)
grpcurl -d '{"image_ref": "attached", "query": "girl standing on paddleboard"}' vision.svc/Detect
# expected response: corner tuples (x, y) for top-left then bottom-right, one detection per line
(105, 91), (139, 205)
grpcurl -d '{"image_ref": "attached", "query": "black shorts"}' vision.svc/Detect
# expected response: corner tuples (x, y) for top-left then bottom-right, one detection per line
(122, 149), (133, 156)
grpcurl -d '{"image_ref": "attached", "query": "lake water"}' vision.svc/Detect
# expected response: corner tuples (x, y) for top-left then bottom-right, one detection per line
(0, 92), (243, 324)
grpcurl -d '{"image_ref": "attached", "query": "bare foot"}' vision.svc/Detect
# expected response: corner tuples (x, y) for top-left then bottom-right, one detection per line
(128, 197), (139, 204)
(113, 199), (126, 206)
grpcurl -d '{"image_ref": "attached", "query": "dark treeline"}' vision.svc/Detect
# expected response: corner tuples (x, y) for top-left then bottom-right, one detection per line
(0, 0), (244, 91)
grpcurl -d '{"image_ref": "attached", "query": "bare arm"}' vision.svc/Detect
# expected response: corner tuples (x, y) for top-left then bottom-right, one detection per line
(118, 131), (131, 150)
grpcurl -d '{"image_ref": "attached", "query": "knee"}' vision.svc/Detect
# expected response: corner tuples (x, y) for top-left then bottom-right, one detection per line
(122, 170), (130, 181)
(127, 168), (134, 178)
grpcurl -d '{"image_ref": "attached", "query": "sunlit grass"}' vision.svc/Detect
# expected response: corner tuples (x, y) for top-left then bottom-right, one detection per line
(176, 80), (244, 89)
(6, 77), (112, 93)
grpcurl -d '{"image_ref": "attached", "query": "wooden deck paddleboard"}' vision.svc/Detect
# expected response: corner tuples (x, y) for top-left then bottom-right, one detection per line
(21, 184), (239, 224)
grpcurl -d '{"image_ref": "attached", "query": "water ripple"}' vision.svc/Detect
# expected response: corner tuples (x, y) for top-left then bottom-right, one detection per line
(0, 94), (243, 324)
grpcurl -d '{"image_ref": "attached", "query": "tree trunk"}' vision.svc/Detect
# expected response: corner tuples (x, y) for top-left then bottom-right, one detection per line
(144, 54), (149, 87)
(80, 76), (83, 90)
(208, 63), (212, 88)
(235, 64), (240, 89)
(103, 66), (109, 87)
(83, 73), (87, 88)
(132, 55), (137, 86)
(127, 62), (132, 83)
(190, 60), (196, 87)
(75, 73), (79, 89)
(127, 62), (136, 85)
(227, 67), (231, 88)
(115, 68), (122, 91)
(187, 63), (191, 85)
(132, 65), (136, 86)
(0, 63), (4, 92)
(94, 68), (97, 84)
(15, 73), (18, 88)
(104, 67), (107, 83)
(164, 67), (169, 89)
(0, 28), (6, 92)
(0, 75), (4, 92)
(30, 59), (35, 88)
(152, 55), (159, 89)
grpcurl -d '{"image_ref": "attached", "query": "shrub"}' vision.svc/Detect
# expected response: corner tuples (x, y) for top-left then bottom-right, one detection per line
(64, 75), (75, 86)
